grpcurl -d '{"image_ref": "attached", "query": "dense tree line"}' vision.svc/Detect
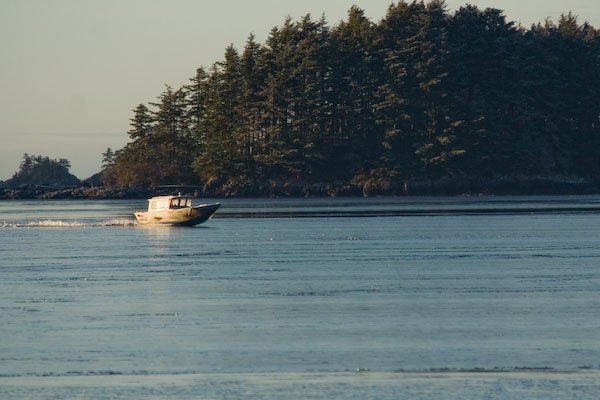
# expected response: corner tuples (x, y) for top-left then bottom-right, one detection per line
(102, 1), (600, 196)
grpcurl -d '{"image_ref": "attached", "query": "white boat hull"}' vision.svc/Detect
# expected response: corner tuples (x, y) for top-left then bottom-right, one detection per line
(134, 203), (220, 226)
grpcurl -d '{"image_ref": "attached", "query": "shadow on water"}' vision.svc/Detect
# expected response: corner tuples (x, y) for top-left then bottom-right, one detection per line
(216, 195), (600, 218)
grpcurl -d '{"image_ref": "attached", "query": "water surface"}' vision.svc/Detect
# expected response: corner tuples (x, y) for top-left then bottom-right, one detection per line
(1, 196), (600, 399)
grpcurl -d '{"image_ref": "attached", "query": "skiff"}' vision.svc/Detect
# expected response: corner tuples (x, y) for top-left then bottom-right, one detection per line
(134, 195), (220, 226)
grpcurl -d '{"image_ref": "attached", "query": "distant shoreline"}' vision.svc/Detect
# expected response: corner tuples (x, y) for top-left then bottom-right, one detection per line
(1, 175), (598, 200)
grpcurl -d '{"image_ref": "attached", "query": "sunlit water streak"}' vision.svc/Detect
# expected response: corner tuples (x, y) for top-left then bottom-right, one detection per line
(1, 196), (600, 399)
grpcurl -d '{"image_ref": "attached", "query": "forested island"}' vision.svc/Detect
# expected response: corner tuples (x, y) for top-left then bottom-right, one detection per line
(2, 1), (600, 199)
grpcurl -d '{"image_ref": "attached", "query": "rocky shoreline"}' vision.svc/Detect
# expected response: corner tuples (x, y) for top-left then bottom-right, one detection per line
(1, 175), (598, 200)
(0, 185), (152, 200)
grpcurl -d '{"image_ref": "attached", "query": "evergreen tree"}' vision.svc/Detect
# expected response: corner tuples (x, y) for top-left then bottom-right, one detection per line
(239, 34), (266, 178)
(332, 5), (382, 171)
(376, 1), (431, 176)
(150, 86), (197, 184)
(255, 17), (306, 180)
(128, 104), (154, 140)
(193, 45), (246, 187)
(447, 5), (522, 176)
(101, 147), (115, 169)
(411, 0), (465, 177)
(106, 103), (157, 186)
(186, 67), (211, 148)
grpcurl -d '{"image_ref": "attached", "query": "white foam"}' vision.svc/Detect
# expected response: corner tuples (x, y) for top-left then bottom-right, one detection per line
(29, 220), (87, 228)
(0, 219), (137, 228)
(99, 218), (137, 227)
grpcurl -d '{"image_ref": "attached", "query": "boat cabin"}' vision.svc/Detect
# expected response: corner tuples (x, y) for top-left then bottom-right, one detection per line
(147, 195), (192, 211)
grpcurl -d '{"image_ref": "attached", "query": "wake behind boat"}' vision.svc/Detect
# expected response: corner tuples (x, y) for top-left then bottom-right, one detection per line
(134, 194), (220, 226)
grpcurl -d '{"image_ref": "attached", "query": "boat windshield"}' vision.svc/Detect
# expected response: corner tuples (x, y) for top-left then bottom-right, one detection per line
(170, 198), (192, 208)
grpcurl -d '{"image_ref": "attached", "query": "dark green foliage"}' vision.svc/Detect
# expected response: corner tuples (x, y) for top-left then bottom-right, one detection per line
(104, 87), (200, 187)
(7, 154), (80, 187)
(107, 1), (600, 194)
(101, 148), (115, 169)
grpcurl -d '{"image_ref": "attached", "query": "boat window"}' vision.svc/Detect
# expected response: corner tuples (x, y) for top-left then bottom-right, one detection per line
(169, 198), (190, 208)
(150, 199), (169, 210)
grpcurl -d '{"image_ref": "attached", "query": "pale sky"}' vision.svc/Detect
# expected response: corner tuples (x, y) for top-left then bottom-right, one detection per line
(1, 0), (598, 180)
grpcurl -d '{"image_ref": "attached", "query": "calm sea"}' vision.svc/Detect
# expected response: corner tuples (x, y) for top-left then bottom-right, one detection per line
(1, 196), (600, 399)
